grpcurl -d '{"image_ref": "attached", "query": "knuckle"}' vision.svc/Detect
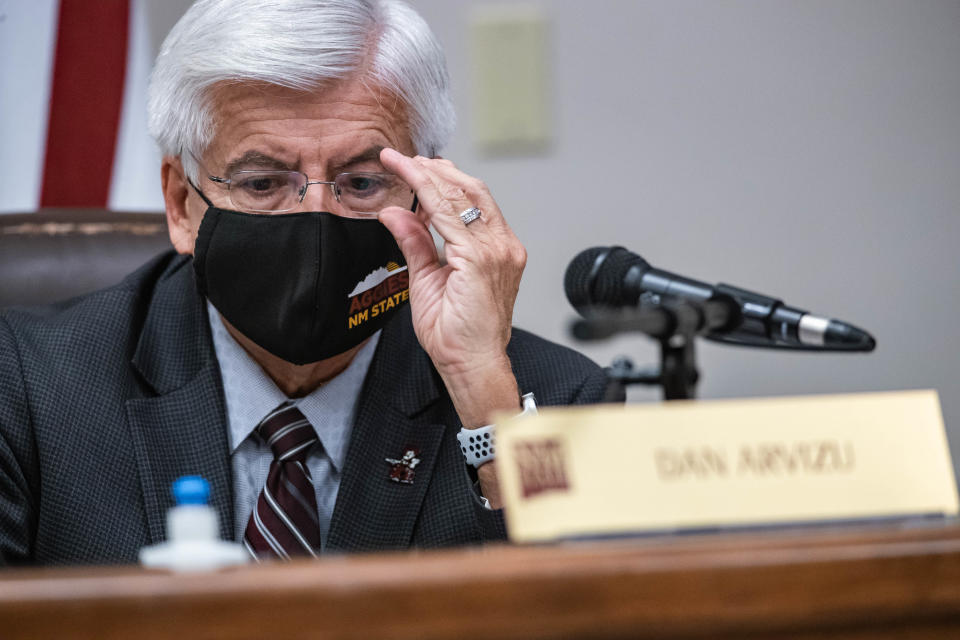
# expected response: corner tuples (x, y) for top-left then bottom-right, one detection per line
(470, 178), (489, 194)
(511, 244), (528, 268)
(440, 184), (466, 200)
(406, 173), (431, 190)
(435, 197), (457, 215)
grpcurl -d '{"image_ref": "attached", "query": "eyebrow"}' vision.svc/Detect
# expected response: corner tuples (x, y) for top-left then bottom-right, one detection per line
(328, 146), (387, 175)
(223, 145), (390, 177)
(223, 151), (295, 175)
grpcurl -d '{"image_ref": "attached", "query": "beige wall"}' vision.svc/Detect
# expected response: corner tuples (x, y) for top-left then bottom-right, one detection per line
(151, 1), (960, 466)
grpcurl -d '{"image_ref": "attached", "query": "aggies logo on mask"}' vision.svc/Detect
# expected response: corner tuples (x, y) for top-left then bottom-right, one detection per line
(347, 262), (410, 329)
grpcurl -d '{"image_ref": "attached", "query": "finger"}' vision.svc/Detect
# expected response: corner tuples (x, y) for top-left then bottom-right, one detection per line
(381, 148), (457, 215)
(410, 159), (507, 239)
(411, 159), (486, 231)
(413, 158), (503, 225)
(423, 156), (460, 177)
(381, 148), (475, 242)
(378, 206), (442, 277)
(406, 157), (525, 283)
(412, 156), (471, 206)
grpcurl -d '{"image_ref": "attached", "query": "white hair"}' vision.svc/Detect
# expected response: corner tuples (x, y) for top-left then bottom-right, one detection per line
(147, 0), (455, 178)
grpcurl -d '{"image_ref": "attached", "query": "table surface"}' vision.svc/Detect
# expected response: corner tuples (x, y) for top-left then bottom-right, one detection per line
(3, 520), (960, 639)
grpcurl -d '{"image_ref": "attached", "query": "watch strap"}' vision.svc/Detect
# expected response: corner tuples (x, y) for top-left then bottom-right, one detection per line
(457, 393), (538, 468)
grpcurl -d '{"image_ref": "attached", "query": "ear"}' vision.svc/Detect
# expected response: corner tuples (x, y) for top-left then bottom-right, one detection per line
(161, 155), (202, 256)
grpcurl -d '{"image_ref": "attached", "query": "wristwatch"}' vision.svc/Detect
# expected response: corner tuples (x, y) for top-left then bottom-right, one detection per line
(457, 392), (538, 468)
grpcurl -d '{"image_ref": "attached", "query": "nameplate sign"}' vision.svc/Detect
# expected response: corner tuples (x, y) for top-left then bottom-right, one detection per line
(496, 390), (958, 543)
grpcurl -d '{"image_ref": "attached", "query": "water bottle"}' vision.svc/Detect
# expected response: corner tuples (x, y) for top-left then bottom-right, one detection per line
(139, 476), (249, 571)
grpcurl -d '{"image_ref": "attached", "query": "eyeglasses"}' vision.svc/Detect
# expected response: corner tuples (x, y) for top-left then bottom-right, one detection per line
(183, 150), (414, 215)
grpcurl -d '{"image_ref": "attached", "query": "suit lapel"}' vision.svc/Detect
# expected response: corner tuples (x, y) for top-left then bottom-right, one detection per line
(125, 257), (234, 544)
(327, 308), (447, 552)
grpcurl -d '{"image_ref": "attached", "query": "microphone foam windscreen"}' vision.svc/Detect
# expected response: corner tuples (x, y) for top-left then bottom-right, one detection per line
(564, 247), (608, 311)
(591, 247), (646, 307)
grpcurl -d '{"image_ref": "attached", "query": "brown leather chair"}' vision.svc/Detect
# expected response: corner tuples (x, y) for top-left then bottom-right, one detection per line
(0, 209), (172, 308)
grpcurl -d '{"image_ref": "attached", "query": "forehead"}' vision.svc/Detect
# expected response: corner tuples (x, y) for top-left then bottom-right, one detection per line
(203, 79), (413, 168)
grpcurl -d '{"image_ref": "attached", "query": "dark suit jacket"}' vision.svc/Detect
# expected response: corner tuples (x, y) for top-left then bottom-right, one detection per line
(0, 251), (611, 566)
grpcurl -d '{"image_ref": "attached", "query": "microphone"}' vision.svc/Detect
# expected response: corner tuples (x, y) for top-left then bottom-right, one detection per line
(564, 246), (876, 352)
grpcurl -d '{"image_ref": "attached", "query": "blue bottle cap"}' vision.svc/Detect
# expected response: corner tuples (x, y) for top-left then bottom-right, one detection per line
(172, 475), (210, 506)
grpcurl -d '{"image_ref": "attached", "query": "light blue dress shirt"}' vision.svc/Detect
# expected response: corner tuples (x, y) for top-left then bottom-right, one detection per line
(206, 302), (380, 549)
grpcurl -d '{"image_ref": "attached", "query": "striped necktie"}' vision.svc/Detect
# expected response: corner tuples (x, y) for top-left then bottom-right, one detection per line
(243, 402), (322, 560)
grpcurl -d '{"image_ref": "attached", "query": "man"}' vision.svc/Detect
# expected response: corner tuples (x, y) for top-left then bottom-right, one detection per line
(0, 0), (609, 565)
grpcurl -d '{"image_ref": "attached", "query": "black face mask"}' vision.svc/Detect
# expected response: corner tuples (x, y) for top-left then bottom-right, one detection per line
(191, 185), (411, 365)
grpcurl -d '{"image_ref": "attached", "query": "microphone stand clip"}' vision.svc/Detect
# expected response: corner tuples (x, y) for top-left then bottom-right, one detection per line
(573, 296), (720, 401)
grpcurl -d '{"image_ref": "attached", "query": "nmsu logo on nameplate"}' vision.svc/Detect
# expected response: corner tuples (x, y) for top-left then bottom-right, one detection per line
(495, 390), (959, 544)
(513, 438), (571, 499)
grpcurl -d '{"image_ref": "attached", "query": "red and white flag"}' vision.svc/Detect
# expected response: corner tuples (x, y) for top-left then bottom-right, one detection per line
(0, 0), (163, 214)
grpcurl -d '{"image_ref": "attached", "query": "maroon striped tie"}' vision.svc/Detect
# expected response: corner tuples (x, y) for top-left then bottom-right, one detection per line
(243, 402), (322, 560)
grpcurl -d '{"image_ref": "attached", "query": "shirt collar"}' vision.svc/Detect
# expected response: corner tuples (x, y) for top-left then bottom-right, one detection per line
(207, 301), (379, 472)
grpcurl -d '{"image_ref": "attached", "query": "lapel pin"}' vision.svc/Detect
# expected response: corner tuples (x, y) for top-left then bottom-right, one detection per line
(385, 448), (421, 484)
